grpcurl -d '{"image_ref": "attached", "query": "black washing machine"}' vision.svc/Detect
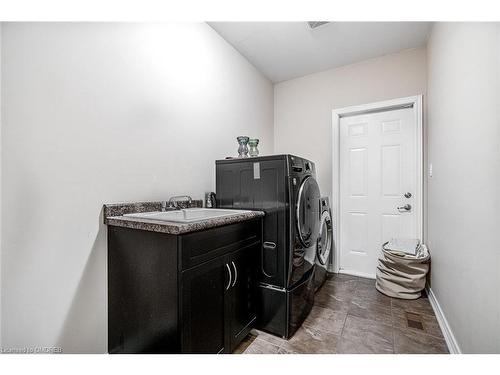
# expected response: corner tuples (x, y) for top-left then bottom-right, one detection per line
(216, 154), (320, 339)
(314, 197), (334, 291)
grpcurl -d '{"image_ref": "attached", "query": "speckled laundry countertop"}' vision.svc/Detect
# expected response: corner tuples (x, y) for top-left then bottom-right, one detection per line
(103, 200), (264, 235)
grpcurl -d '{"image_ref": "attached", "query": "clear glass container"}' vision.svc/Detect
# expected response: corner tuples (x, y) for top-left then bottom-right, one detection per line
(248, 138), (259, 157)
(237, 136), (249, 158)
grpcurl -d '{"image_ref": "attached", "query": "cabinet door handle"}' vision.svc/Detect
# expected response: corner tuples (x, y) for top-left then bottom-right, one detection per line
(231, 261), (238, 287)
(225, 263), (232, 291)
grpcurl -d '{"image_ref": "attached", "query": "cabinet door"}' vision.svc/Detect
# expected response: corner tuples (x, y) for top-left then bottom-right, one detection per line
(180, 255), (230, 353)
(228, 242), (259, 352)
(216, 162), (256, 209)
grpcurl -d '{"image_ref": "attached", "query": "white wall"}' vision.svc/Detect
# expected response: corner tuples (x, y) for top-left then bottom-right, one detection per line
(0, 23), (273, 353)
(426, 23), (500, 353)
(274, 47), (427, 198)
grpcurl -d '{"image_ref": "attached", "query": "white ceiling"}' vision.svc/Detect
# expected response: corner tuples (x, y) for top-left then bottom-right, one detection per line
(209, 22), (432, 83)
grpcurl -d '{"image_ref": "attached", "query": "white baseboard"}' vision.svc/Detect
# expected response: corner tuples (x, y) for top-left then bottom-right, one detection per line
(426, 287), (462, 354)
(338, 269), (376, 280)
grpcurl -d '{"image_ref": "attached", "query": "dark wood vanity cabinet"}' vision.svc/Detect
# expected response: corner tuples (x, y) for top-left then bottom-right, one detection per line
(108, 218), (261, 354)
(180, 241), (259, 353)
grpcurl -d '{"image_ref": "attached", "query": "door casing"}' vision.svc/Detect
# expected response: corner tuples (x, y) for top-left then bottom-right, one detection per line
(331, 95), (423, 277)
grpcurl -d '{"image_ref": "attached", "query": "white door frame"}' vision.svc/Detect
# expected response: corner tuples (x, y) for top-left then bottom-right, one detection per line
(331, 95), (423, 275)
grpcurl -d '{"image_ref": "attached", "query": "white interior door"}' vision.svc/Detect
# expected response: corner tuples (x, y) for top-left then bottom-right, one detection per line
(339, 106), (420, 277)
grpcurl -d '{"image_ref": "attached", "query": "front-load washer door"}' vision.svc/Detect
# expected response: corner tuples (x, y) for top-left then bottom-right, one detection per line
(296, 176), (321, 248)
(317, 210), (333, 265)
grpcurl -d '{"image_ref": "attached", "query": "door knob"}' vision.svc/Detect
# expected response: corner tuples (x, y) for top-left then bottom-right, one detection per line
(397, 204), (412, 212)
(404, 192), (412, 198)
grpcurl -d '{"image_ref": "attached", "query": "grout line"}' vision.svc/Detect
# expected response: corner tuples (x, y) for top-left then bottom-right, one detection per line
(338, 280), (355, 338)
(277, 338), (286, 349)
(339, 309), (349, 338)
(339, 316), (347, 338)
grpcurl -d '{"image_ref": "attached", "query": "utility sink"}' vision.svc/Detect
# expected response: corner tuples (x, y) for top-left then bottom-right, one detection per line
(123, 208), (253, 223)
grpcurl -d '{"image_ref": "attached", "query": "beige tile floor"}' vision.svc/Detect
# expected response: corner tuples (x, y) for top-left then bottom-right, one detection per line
(235, 274), (448, 354)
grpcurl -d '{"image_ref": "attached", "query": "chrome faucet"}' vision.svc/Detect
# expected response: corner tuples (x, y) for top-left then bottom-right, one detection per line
(167, 195), (193, 210)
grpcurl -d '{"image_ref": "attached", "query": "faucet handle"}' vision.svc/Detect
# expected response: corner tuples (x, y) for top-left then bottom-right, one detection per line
(167, 195), (192, 209)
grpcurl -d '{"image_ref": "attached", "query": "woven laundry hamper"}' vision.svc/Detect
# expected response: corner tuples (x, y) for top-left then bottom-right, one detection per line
(375, 242), (430, 300)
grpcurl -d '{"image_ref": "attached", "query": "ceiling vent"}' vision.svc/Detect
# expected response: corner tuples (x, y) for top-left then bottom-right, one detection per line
(307, 21), (330, 29)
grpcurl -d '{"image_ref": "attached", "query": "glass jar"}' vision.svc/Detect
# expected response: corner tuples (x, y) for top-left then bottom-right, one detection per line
(248, 138), (259, 157)
(237, 136), (249, 158)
